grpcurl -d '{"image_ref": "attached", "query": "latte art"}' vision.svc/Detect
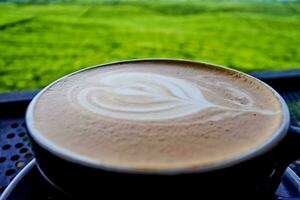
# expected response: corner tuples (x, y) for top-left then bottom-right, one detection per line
(68, 72), (277, 121)
(69, 72), (213, 121)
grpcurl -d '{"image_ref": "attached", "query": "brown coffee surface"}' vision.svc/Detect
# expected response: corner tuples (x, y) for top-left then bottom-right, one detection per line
(32, 60), (282, 171)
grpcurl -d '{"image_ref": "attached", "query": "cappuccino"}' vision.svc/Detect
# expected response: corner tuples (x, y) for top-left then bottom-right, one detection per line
(31, 60), (282, 171)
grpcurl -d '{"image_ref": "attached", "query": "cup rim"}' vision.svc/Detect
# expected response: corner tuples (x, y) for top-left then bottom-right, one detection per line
(25, 58), (290, 175)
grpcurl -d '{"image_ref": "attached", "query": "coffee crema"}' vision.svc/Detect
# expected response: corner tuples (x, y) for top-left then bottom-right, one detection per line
(32, 60), (283, 171)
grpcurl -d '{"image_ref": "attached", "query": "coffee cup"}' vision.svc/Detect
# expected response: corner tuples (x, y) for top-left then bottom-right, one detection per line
(25, 59), (299, 199)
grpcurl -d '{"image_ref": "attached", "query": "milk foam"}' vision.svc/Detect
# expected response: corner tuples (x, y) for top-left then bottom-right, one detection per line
(32, 60), (283, 171)
(68, 71), (277, 121)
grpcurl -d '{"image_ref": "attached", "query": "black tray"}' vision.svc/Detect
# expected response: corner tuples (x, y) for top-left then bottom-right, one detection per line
(0, 70), (300, 199)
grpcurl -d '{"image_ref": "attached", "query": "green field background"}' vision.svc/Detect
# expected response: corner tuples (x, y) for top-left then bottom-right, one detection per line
(0, 1), (299, 92)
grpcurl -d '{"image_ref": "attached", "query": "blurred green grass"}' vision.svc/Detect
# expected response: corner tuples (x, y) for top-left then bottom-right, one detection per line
(0, 1), (300, 92)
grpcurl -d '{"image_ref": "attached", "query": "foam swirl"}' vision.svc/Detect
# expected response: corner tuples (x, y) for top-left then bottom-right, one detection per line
(69, 72), (213, 121)
(68, 71), (278, 121)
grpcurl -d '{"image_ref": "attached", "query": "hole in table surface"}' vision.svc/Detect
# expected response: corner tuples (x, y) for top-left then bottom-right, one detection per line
(16, 161), (26, 168)
(2, 144), (11, 150)
(10, 155), (20, 161)
(19, 148), (28, 153)
(15, 143), (24, 148)
(11, 123), (18, 128)
(0, 157), (6, 163)
(18, 132), (26, 137)
(24, 153), (33, 160)
(6, 133), (15, 139)
(5, 169), (16, 176)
